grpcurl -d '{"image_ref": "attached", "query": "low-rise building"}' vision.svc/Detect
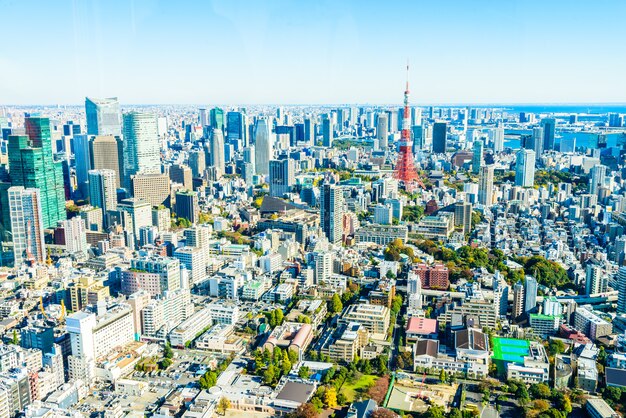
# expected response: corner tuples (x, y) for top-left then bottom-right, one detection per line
(319, 322), (369, 363)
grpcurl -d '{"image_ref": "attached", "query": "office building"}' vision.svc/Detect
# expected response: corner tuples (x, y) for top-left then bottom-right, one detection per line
(88, 169), (117, 227)
(414, 264), (449, 289)
(188, 149), (206, 178)
(322, 114), (333, 147)
(269, 159), (295, 198)
(209, 107), (224, 130)
(175, 190), (199, 224)
(85, 97), (121, 136)
(304, 117), (315, 145)
(541, 118), (556, 151)
(472, 140), (484, 174)
(320, 183), (343, 244)
(589, 164), (607, 196)
(254, 118), (272, 176)
(169, 164), (192, 191)
(586, 264), (607, 296)
(515, 149), (536, 187)
(73, 134), (91, 198)
(122, 112), (160, 188)
(432, 122), (447, 153)
(209, 128), (225, 178)
(377, 113), (388, 150)
(89, 135), (124, 188)
(226, 111), (246, 142)
(339, 304), (390, 338)
(117, 198), (152, 241)
(8, 116), (66, 229)
(131, 173), (170, 207)
(8, 187), (46, 266)
(531, 127), (544, 159)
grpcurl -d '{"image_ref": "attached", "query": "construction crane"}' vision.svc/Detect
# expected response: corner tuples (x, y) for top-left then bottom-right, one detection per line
(39, 296), (48, 320)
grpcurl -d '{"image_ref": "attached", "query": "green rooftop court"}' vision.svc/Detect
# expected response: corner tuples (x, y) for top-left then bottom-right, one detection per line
(492, 337), (530, 364)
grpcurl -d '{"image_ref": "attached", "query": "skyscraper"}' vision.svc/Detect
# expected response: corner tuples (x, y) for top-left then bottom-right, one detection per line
(85, 97), (121, 136)
(73, 134), (91, 199)
(123, 112), (160, 188)
(88, 169), (117, 227)
(492, 124), (504, 153)
(269, 159), (295, 198)
(515, 149), (536, 187)
(209, 107), (224, 131)
(169, 164), (193, 191)
(89, 135), (124, 188)
(254, 118), (272, 176)
(472, 140), (484, 175)
(377, 113), (389, 150)
(188, 149), (206, 178)
(432, 122), (447, 153)
(320, 183), (343, 245)
(512, 281), (524, 319)
(322, 114), (334, 147)
(531, 127), (544, 159)
(304, 117), (315, 145)
(175, 190), (199, 224)
(585, 264), (607, 295)
(589, 164), (607, 196)
(524, 276), (537, 314)
(541, 118), (556, 151)
(478, 165), (494, 206)
(8, 116), (67, 229)
(617, 267), (626, 314)
(210, 128), (225, 179)
(226, 111), (246, 143)
(8, 187), (45, 266)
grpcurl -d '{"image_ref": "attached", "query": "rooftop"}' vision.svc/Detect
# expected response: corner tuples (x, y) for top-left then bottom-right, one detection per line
(492, 337), (530, 364)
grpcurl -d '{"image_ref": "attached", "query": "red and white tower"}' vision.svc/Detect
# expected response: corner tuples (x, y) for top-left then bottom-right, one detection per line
(393, 64), (424, 191)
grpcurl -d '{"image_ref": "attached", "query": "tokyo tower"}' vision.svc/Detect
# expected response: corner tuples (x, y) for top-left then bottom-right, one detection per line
(393, 64), (425, 191)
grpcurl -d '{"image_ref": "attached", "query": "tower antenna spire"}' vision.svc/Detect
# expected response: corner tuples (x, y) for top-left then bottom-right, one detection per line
(394, 61), (425, 190)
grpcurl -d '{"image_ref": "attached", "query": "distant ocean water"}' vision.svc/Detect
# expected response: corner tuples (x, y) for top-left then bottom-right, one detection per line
(504, 131), (624, 150)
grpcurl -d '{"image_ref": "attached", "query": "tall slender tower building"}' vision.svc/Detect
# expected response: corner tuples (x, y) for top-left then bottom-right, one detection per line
(617, 266), (626, 314)
(8, 186), (46, 266)
(478, 165), (495, 206)
(377, 113), (389, 150)
(515, 149), (536, 188)
(541, 118), (556, 151)
(210, 128), (225, 179)
(88, 169), (117, 228)
(320, 183), (343, 245)
(254, 118), (272, 176)
(472, 140), (484, 175)
(123, 112), (160, 188)
(85, 97), (122, 136)
(393, 64), (424, 190)
(74, 134), (91, 199)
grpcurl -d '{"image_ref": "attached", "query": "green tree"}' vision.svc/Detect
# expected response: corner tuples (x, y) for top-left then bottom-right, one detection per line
(439, 369), (447, 383)
(163, 342), (173, 359)
(298, 366), (310, 379)
(275, 309), (284, 325)
(329, 294), (343, 314)
(10, 330), (18, 345)
(263, 364), (277, 385)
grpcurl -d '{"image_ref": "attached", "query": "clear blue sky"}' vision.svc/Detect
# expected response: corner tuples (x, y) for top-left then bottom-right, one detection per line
(2, 0), (625, 105)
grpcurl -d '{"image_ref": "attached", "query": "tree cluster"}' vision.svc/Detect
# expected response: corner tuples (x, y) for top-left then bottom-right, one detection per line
(384, 238), (415, 262)
(199, 356), (234, 389)
(265, 309), (284, 328)
(253, 346), (298, 387)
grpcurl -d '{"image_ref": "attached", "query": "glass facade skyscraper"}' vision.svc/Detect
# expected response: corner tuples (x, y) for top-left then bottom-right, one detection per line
(123, 112), (160, 188)
(7, 116), (66, 229)
(85, 97), (122, 136)
(8, 186), (46, 266)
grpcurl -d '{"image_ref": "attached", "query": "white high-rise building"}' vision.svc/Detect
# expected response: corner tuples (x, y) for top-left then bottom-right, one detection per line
(320, 183), (344, 244)
(589, 164), (607, 196)
(59, 216), (88, 256)
(88, 169), (117, 227)
(122, 112), (160, 188)
(586, 264), (607, 295)
(314, 251), (333, 284)
(478, 165), (494, 206)
(8, 187), (46, 266)
(254, 118), (272, 176)
(531, 127), (544, 159)
(515, 149), (536, 187)
(492, 124), (504, 152)
(210, 128), (225, 179)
